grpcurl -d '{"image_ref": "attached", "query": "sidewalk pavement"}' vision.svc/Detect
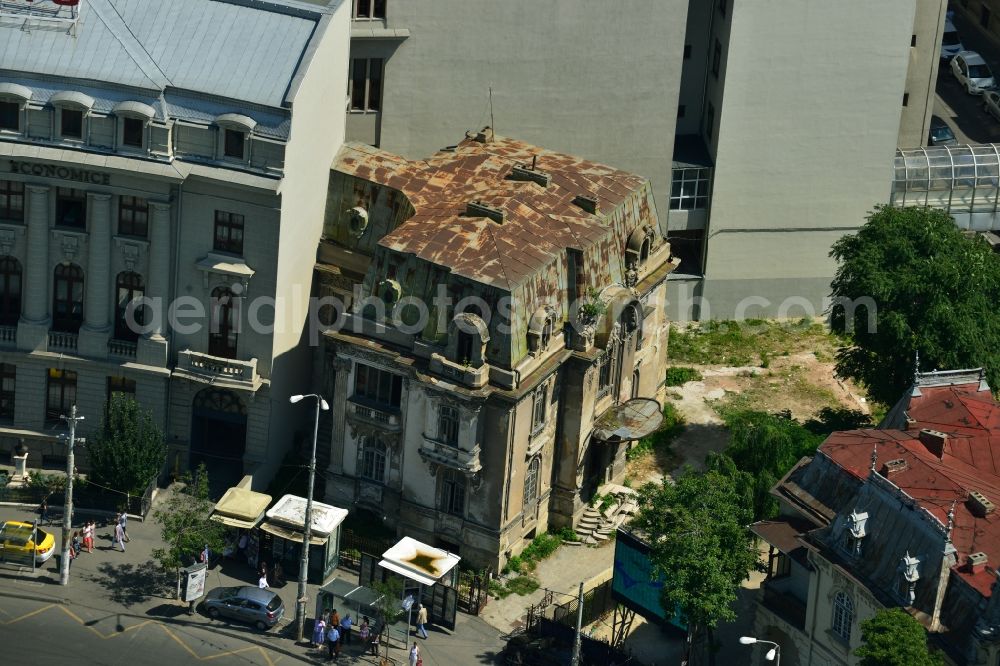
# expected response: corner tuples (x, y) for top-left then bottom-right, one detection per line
(0, 503), (503, 665)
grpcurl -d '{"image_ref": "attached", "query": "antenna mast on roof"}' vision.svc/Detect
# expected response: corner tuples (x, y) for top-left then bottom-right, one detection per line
(489, 84), (495, 136)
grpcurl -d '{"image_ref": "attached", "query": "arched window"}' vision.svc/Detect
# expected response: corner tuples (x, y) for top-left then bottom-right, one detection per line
(114, 272), (144, 342)
(360, 436), (387, 483)
(631, 369), (641, 400)
(209, 286), (239, 358)
(440, 470), (466, 516)
(52, 263), (84, 333)
(0, 256), (22, 326)
(523, 456), (540, 509)
(832, 592), (854, 642)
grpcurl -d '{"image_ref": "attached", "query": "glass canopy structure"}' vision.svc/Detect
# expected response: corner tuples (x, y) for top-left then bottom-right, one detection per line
(892, 145), (1000, 230)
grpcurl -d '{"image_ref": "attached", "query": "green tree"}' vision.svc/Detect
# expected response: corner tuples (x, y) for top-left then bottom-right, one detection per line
(855, 608), (944, 666)
(708, 410), (825, 520)
(371, 576), (404, 660)
(631, 467), (762, 666)
(86, 394), (167, 496)
(829, 205), (1000, 404)
(152, 464), (227, 598)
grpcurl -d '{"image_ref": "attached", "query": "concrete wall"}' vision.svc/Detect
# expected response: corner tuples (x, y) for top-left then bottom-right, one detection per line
(350, 0), (688, 211)
(701, 0), (913, 317)
(898, 0), (947, 148)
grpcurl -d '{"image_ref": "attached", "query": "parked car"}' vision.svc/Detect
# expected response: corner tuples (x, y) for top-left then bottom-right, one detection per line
(951, 51), (997, 94)
(203, 586), (284, 631)
(928, 117), (958, 146)
(941, 18), (964, 61)
(985, 91), (1000, 121)
(0, 520), (55, 564)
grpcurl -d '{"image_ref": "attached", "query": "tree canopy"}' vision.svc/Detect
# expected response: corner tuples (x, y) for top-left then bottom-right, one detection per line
(855, 608), (944, 666)
(152, 464), (227, 595)
(829, 205), (1000, 405)
(631, 466), (762, 662)
(86, 394), (167, 496)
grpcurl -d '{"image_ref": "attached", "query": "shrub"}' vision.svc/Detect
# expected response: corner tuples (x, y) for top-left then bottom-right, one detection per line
(502, 555), (523, 575)
(506, 576), (540, 596)
(552, 526), (580, 542)
(626, 403), (686, 461)
(664, 366), (703, 386)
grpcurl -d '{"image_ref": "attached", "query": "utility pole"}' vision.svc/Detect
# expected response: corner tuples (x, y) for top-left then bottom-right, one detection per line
(571, 580), (584, 666)
(59, 405), (84, 586)
(290, 393), (329, 643)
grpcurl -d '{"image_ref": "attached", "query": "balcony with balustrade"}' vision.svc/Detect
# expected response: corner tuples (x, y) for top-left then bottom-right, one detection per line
(48, 330), (78, 352)
(418, 436), (482, 474)
(346, 397), (402, 433)
(173, 349), (264, 392)
(107, 338), (137, 359)
(0, 325), (15, 349)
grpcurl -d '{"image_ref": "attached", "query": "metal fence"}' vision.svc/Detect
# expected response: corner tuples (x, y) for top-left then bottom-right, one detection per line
(0, 477), (156, 519)
(552, 579), (615, 628)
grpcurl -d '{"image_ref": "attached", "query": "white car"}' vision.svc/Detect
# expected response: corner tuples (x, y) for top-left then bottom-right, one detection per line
(952, 51), (997, 95)
(985, 91), (1000, 121)
(941, 19), (964, 61)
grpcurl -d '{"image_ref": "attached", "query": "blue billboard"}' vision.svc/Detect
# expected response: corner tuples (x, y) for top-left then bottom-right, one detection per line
(612, 529), (686, 631)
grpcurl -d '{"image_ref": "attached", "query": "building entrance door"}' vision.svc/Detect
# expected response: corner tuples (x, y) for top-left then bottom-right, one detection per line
(190, 388), (247, 498)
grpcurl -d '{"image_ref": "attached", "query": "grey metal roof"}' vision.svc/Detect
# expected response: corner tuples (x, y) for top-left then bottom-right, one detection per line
(0, 0), (321, 108)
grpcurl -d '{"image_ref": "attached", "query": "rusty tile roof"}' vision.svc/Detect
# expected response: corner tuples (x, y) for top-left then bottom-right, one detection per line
(819, 378), (1000, 596)
(333, 130), (650, 289)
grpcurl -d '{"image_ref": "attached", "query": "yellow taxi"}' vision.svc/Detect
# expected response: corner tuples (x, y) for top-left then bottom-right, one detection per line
(0, 520), (55, 564)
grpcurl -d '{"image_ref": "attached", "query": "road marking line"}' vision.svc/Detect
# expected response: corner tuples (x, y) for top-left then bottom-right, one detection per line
(2, 603), (55, 624)
(159, 624), (201, 659)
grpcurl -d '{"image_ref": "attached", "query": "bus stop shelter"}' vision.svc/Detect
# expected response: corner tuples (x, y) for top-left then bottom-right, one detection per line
(377, 537), (461, 631)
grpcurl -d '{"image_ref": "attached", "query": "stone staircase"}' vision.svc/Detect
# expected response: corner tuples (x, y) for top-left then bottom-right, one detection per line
(576, 483), (640, 544)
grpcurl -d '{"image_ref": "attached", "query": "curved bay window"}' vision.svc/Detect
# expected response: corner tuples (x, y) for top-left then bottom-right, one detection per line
(209, 286), (239, 358)
(114, 272), (144, 342)
(360, 436), (387, 483)
(0, 256), (21, 326)
(52, 263), (84, 333)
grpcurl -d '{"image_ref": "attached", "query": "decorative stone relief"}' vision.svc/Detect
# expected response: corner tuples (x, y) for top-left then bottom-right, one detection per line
(0, 226), (22, 256)
(56, 231), (83, 263)
(116, 238), (144, 272)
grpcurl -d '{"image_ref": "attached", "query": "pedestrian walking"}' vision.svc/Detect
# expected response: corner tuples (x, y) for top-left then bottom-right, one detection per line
(118, 511), (130, 542)
(114, 521), (126, 552)
(38, 499), (49, 526)
(325, 623), (340, 661)
(359, 616), (370, 645)
(258, 572), (269, 589)
(329, 609), (340, 634)
(237, 531), (248, 560)
(340, 613), (352, 645)
(409, 642), (420, 666)
(273, 560), (284, 585)
(199, 544), (210, 565)
(312, 615), (326, 648)
(84, 521), (94, 553)
(415, 603), (429, 639)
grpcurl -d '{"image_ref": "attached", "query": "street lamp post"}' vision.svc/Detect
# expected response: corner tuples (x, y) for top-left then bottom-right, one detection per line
(289, 393), (329, 643)
(59, 405), (84, 586)
(740, 636), (781, 665)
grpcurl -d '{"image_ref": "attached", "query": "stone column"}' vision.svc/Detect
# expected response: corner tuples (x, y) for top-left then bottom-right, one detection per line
(136, 201), (170, 367)
(83, 193), (111, 330)
(78, 193), (111, 357)
(17, 185), (51, 351)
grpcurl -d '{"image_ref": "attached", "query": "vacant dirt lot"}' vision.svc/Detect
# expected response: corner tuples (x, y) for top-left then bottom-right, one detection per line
(627, 321), (870, 483)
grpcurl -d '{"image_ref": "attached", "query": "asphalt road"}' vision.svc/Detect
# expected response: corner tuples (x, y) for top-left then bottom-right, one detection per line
(936, 10), (1000, 144)
(0, 595), (307, 666)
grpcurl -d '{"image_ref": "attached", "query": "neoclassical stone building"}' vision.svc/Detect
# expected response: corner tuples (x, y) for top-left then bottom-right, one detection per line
(0, 0), (349, 492)
(314, 129), (678, 568)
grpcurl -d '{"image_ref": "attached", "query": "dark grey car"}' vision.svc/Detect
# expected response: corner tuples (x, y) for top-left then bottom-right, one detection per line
(203, 585), (284, 631)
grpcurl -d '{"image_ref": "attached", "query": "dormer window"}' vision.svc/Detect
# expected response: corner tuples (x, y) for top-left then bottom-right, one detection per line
(113, 101), (155, 151)
(625, 225), (655, 269)
(447, 313), (489, 369)
(224, 129), (245, 159)
(845, 509), (868, 556)
(899, 552), (920, 606)
(0, 83), (31, 134)
(215, 113), (256, 163)
(61, 109), (83, 139)
(51, 91), (95, 143)
(527, 306), (556, 356)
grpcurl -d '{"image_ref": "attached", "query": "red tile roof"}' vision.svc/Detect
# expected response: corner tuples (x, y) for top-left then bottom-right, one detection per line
(820, 379), (1000, 596)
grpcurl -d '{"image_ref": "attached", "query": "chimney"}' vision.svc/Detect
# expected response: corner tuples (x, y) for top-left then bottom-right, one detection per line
(466, 200), (505, 224)
(510, 165), (551, 188)
(881, 458), (908, 479)
(969, 490), (996, 517)
(968, 552), (989, 574)
(573, 194), (598, 214)
(918, 429), (948, 458)
(474, 126), (494, 143)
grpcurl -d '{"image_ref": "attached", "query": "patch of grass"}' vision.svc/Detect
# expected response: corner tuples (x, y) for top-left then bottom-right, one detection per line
(552, 526), (580, 542)
(625, 403), (686, 462)
(664, 366), (703, 386)
(502, 532), (563, 574)
(668, 319), (834, 367)
(666, 390), (684, 400)
(506, 576), (540, 596)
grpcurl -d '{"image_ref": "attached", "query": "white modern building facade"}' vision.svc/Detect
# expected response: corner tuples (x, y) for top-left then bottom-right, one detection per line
(0, 0), (349, 493)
